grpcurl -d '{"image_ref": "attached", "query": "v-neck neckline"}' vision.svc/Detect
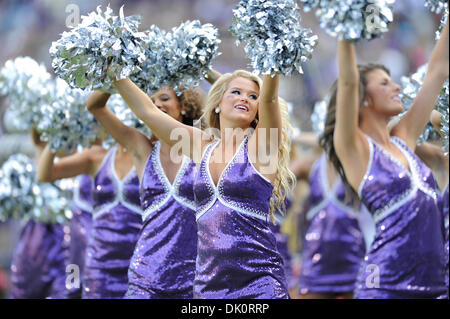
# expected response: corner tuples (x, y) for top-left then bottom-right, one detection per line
(111, 147), (135, 184)
(207, 136), (247, 189)
(370, 136), (412, 176)
(319, 154), (340, 195)
(154, 141), (187, 189)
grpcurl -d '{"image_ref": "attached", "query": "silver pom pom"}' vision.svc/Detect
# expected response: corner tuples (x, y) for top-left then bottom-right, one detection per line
(436, 10), (448, 40)
(425, 0), (448, 14)
(50, 5), (147, 92)
(436, 79), (449, 154)
(230, 0), (318, 76)
(133, 21), (221, 95)
(299, 0), (396, 41)
(36, 78), (104, 154)
(0, 57), (53, 130)
(311, 98), (328, 136)
(440, 109), (449, 155)
(0, 154), (35, 221)
(0, 154), (71, 224)
(399, 64), (445, 145)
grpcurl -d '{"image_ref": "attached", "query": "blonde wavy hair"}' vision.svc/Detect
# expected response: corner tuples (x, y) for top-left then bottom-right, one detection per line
(202, 70), (296, 221)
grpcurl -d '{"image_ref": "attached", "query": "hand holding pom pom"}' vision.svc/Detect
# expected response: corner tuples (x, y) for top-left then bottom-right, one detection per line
(230, 0), (318, 76)
(50, 5), (147, 92)
(299, 0), (396, 41)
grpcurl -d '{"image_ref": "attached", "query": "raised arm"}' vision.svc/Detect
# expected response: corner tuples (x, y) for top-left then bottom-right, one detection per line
(430, 109), (444, 138)
(392, 19), (449, 149)
(334, 40), (361, 151)
(257, 75), (282, 147)
(36, 145), (99, 182)
(31, 128), (47, 163)
(86, 91), (152, 167)
(289, 153), (318, 180)
(333, 40), (369, 190)
(112, 78), (208, 160)
(292, 132), (320, 149)
(205, 68), (222, 85)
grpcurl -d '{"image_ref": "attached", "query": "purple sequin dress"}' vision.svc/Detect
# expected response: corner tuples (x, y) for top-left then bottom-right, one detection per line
(65, 174), (93, 299)
(10, 220), (69, 299)
(82, 147), (142, 299)
(193, 136), (289, 299)
(298, 154), (367, 295)
(126, 141), (197, 299)
(441, 185), (449, 298)
(269, 200), (296, 291)
(355, 136), (446, 299)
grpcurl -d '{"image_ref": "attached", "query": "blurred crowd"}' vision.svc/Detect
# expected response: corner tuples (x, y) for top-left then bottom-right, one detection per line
(0, 0), (445, 298)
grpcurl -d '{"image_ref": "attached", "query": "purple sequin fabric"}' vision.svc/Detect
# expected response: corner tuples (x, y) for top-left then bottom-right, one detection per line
(65, 174), (93, 299)
(193, 135), (289, 299)
(355, 136), (447, 299)
(269, 199), (296, 291)
(83, 147), (142, 299)
(298, 154), (367, 294)
(441, 185), (449, 298)
(10, 220), (69, 299)
(126, 141), (197, 299)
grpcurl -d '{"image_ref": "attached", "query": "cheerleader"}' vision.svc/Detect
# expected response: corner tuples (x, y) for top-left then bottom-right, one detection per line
(37, 119), (142, 298)
(319, 18), (449, 298)
(428, 109), (449, 298)
(10, 130), (69, 299)
(297, 152), (373, 299)
(85, 86), (204, 299)
(113, 69), (295, 298)
(64, 173), (94, 299)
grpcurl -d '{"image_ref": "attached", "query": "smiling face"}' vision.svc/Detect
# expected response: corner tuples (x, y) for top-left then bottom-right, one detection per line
(151, 87), (183, 122)
(218, 77), (260, 129)
(365, 69), (403, 117)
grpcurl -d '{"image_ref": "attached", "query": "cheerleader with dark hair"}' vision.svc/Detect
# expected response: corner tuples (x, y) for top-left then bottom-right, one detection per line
(319, 18), (448, 298)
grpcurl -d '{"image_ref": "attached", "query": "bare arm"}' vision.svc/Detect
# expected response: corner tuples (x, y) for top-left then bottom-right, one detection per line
(289, 152), (319, 180)
(205, 68), (222, 85)
(112, 78), (208, 161)
(392, 19), (449, 149)
(334, 40), (361, 150)
(86, 91), (152, 165)
(334, 40), (369, 190)
(37, 145), (100, 182)
(256, 75), (282, 146)
(292, 132), (320, 149)
(430, 110), (444, 137)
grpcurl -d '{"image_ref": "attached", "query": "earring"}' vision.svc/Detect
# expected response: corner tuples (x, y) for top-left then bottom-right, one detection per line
(363, 101), (369, 107)
(215, 107), (220, 114)
(181, 110), (186, 115)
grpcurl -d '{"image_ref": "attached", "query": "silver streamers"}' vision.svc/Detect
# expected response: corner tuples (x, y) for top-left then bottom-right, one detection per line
(0, 56), (53, 130)
(0, 154), (71, 224)
(436, 79), (449, 154)
(107, 94), (152, 138)
(311, 98), (328, 136)
(436, 10), (448, 40)
(230, 0), (318, 76)
(399, 64), (447, 145)
(129, 25), (165, 95)
(50, 5), (147, 92)
(425, 0), (448, 14)
(35, 78), (104, 154)
(133, 21), (221, 95)
(300, 0), (395, 41)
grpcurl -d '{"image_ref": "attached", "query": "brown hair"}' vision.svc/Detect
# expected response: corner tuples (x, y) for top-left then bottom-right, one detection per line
(179, 87), (206, 126)
(319, 63), (390, 203)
